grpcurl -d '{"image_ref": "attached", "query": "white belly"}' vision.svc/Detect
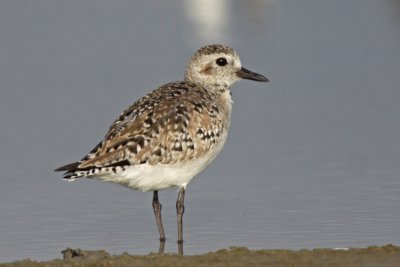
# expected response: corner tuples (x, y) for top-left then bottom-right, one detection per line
(92, 135), (228, 191)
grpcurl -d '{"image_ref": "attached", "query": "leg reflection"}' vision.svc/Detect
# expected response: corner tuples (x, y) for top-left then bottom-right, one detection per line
(158, 238), (166, 253)
(178, 240), (183, 255)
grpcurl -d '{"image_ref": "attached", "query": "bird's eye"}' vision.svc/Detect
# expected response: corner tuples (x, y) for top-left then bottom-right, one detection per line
(216, 57), (228, 66)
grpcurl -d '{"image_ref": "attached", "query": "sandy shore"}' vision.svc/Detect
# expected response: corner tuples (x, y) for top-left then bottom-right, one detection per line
(1, 245), (399, 267)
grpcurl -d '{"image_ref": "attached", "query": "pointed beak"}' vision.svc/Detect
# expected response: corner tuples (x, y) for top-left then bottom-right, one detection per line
(236, 67), (269, 82)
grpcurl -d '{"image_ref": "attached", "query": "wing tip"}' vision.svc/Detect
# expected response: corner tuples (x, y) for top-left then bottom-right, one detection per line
(54, 162), (81, 172)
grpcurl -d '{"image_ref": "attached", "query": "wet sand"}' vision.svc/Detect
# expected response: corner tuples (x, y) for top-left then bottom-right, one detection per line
(1, 245), (399, 267)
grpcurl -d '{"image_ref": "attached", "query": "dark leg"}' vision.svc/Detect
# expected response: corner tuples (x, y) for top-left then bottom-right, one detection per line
(152, 190), (166, 253)
(176, 187), (185, 255)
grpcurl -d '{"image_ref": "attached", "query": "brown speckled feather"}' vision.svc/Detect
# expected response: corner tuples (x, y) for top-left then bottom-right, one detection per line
(55, 44), (267, 185)
(72, 81), (229, 173)
(55, 44), (268, 247)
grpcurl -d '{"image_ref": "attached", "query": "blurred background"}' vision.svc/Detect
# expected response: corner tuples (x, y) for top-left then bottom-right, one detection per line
(1, 0), (400, 262)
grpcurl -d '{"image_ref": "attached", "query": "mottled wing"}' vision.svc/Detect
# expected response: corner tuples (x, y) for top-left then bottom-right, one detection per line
(57, 81), (227, 178)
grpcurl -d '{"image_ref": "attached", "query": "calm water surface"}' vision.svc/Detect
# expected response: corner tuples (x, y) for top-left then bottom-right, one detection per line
(0, 0), (400, 262)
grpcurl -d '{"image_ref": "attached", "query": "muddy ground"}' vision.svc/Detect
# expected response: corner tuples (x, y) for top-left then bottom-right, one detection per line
(1, 245), (399, 267)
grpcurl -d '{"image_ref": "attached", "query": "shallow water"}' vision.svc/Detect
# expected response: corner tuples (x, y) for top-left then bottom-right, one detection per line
(1, 0), (400, 262)
(7, 246), (400, 267)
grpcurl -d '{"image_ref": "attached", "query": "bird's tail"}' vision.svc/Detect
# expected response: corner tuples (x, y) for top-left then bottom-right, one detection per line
(54, 162), (88, 180)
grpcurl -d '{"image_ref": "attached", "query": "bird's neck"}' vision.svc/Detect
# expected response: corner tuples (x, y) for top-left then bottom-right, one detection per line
(197, 81), (231, 96)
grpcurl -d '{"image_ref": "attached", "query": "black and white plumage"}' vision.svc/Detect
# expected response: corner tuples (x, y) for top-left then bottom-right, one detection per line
(55, 44), (268, 254)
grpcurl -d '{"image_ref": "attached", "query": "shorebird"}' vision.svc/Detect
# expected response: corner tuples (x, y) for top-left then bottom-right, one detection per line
(55, 44), (268, 254)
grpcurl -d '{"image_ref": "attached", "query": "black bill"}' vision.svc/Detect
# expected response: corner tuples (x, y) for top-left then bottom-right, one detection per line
(236, 67), (269, 82)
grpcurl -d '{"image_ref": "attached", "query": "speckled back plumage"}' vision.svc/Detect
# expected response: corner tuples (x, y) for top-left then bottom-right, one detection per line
(71, 80), (229, 173)
(55, 44), (268, 249)
(56, 44), (268, 191)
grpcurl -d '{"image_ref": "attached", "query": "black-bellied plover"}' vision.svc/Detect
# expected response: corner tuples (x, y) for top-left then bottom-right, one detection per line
(55, 44), (268, 254)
